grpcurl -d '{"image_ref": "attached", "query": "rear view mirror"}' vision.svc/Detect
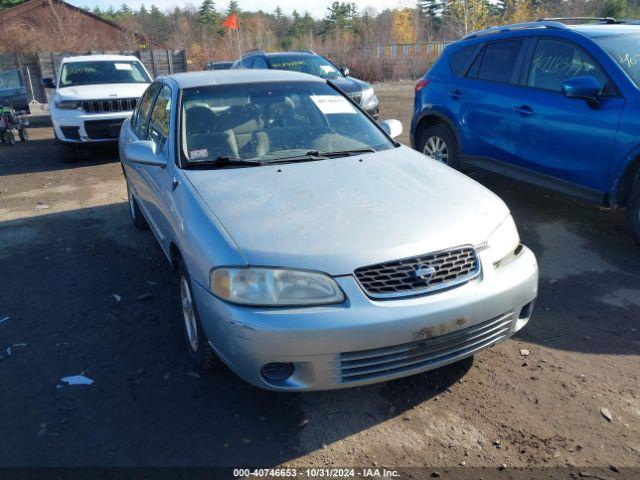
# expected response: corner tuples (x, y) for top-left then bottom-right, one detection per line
(41, 77), (55, 89)
(125, 140), (166, 167)
(381, 119), (403, 139)
(562, 76), (601, 107)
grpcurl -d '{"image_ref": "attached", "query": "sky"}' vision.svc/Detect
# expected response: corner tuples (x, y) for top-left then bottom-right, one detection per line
(68, 0), (417, 19)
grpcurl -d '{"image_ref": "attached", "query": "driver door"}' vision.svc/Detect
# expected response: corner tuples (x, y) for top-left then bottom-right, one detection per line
(507, 37), (624, 195)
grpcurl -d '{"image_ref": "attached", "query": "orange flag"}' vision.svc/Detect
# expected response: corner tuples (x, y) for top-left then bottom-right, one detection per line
(222, 13), (239, 30)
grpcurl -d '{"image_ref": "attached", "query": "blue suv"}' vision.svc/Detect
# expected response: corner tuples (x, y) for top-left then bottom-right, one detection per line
(410, 19), (640, 243)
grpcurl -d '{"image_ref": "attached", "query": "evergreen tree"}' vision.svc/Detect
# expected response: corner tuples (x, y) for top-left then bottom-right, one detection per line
(417, 0), (442, 28)
(323, 2), (359, 34)
(226, 0), (240, 16)
(118, 3), (133, 16)
(198, 0), (220, 25)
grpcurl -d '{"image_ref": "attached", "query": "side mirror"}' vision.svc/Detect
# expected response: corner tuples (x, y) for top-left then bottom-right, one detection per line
(124, 140), (166, 167)
(381, 119), (403, 139)
(562, 76), (601, 107)
(41, 77), (55, 89)
(340, 66), (350, 77)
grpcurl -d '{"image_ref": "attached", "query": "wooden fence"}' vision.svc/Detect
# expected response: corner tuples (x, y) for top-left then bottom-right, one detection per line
(0, 49), (188, 104)
(369, 41), (455, 59)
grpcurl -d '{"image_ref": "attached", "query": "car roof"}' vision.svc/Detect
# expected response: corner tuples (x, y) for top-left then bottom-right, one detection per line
(61, 54), (140, 63)
(569, 24), (640, 38)
(167, 69), (324, 89)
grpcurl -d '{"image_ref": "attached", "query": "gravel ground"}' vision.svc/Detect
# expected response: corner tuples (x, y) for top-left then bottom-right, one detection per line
(0, 83), (639, 478)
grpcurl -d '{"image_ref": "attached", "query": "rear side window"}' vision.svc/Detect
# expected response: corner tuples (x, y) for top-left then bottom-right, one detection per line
(132, 82), (160, 138)
(449, 44), (478, 76)
(528, 38), (612, 93)
(477, 40), (523, 83)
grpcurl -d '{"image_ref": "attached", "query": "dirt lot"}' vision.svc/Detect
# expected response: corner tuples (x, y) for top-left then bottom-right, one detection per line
(1, 83), (639, 477)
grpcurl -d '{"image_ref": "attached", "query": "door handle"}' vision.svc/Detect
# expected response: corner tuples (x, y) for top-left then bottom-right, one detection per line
(449, 89), (462, 100)
(513, 105), (533, 116)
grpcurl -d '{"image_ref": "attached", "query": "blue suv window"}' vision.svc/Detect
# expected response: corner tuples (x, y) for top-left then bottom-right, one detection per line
(528, 38), (611, 93)
(477, 40), (523, 83)
(449, 44), (478, 76)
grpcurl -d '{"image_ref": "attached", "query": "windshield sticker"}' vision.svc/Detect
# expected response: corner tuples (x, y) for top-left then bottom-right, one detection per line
(310, 95), (357, 115)
(320, 65), (336, 73)
(189, 148), (208, 160)
(114, 63), (133, 71)
(271, 61), (304, 68)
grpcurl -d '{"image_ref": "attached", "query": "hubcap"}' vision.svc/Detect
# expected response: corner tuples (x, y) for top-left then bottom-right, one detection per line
(423, 135), (449, 164)
(181, 275), (198, 351)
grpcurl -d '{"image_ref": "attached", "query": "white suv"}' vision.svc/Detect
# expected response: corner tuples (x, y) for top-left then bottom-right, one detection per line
(43, 55), (152, 156)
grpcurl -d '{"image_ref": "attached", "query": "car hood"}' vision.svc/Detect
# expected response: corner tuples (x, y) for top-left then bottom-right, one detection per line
(332, 76), (368, 95)
(56, 83), (149, 100)
(184, 146), (509, 275)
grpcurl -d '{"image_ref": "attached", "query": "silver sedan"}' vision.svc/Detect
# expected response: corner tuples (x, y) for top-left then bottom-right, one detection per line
(119, 69), (538, 391)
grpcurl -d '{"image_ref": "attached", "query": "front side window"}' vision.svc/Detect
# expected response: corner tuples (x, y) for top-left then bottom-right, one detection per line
(595, 34), (640, 87)
(528, 38), (610, 92)
(180, 81), (394, 165)
(477, 40), (523, 83)
(0, 70), (22, 89)
(252, 57), (269, 68)
(132, 82), (161, 138)
(268, 55), (342, 80)
(148, 85), (172, 151)
(59, 61), (151, 88)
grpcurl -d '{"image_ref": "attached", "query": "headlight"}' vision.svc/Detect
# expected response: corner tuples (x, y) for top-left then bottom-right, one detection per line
(55, 100), (81, 110)
(486, 215), (520, 267)
(210, 267), (345, 306)
(360, 87), (378, 108)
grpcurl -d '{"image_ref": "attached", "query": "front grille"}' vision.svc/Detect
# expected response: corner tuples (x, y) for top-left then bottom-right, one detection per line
(81, 98), (138, 113)
(354, 246), (479, 299)
(84, 118), (125, 139)
(337, 312), (513, 383)
(348, 92), (362, 104)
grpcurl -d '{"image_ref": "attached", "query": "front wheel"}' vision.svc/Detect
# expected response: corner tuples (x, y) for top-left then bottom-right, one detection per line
(418, 124), (459, 168)
(626, 175), (640, 245)
(177, 260), (217, 370)
(18, 128), (28, 142)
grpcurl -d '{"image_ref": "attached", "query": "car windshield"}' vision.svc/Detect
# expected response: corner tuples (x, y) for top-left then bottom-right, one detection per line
(267, 55), (342, 80)
(181, 81), (394, 165)
(0, 70), (22, 89)
(59, 61), (151, 88)
(595, 34), (640, 87)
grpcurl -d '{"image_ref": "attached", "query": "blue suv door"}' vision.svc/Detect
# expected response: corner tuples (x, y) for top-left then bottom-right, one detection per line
(508, 36), (624, 195)
(457, 39), (525, 162)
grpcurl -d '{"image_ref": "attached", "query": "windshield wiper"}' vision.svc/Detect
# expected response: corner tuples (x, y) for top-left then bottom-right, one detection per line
(311, 147), (376, 158)
(183, 156), (264, 169)
(264, 148), (376, 165)
(263, 153), (327, 165)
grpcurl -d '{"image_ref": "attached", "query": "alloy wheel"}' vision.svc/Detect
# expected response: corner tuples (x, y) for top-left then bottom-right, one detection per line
(423, 135), (449, 164)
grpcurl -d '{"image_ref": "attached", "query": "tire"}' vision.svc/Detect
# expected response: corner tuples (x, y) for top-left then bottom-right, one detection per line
(5, 130), (15, 146)
(418, 124), (460, 168)
(18, 128), (28, 142)
(626, 174), (640, 245)
(177, 259), (217, 370)
(126, 183), (149, 230)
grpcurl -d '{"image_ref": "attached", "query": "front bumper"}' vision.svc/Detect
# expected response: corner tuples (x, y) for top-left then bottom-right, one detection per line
(51, 108), (133, 143)
(191, 246), (538, 391)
